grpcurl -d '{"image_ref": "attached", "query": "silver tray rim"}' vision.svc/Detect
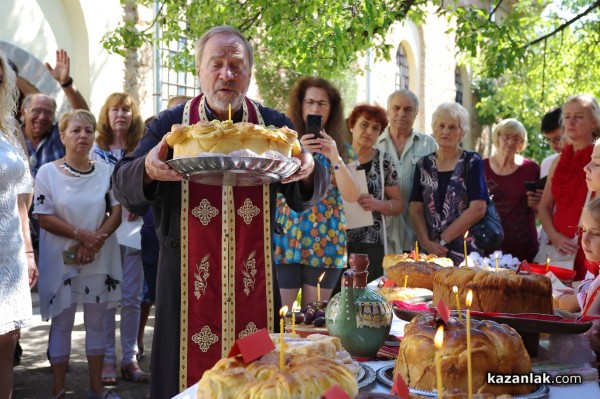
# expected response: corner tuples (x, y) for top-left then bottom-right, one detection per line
(166, 155), (300, 176)
(376, 365), (549, 398)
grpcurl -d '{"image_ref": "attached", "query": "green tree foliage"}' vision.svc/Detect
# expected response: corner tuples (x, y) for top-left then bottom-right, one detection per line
(104, 1), (600, 162)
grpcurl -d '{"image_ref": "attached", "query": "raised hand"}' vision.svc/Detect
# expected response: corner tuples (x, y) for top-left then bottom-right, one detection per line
(45, 49), (71, 85)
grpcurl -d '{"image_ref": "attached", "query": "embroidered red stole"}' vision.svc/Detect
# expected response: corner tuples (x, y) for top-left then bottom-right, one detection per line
(179, 95), (274, 390)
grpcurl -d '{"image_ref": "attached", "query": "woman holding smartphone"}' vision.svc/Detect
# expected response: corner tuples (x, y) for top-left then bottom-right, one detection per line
(34, 110), (122, 399)
(274, 76), (360, 309)
(483, 118), (540, 261)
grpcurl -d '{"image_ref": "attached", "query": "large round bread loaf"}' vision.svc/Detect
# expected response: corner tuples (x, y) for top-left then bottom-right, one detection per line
(167, 120), (302, 158)
(394, 313), (535, 396)
(432, 267), (553, 314)
(196, 352), (358, 398)
(387, 261), (442, 290)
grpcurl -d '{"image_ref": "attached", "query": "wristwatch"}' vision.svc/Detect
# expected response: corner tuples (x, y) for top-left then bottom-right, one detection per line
(439, 238), (447, 247)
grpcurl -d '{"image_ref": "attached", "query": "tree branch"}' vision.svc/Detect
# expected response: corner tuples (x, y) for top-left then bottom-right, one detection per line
(526, 1), (600, 48)
(488, 0), (504, 22)
(140, 0), (166, 34)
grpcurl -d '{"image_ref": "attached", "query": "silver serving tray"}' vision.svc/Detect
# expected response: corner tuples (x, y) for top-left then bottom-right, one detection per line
(166, 155), (300, 186)
(358, 363), (377, 389)
(376, 365), (549, 398)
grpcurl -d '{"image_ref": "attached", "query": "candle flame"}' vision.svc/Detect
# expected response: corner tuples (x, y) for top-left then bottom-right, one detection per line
(279, 306), (288, 317)
(292, 301), (298, 312)
(495, 253), (499, 260)
(452, 286), (458, 294)
(464, 231), (469, 239)
(466, 290), (473, 308)
(318, 272), (325, 283)
(434, 325), (444, 349)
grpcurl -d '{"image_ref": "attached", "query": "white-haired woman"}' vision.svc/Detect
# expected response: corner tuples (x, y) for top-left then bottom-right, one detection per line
(483, 119), (540, 261)
(409, 102), (488, 265)
(0, 53), (37, 399)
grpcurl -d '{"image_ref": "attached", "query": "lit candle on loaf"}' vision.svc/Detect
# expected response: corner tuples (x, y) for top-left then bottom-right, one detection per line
(415, 241), (419, 260)
(292, 301), (297, 338)
(495, 253), (499, 272)
(279, 306), (288, 369)
(228, 103), (232, 121)
(466, 290), (473, 399)
(434, 325), (444, 399)
(463, 231), (469, 267)
(317, 272), (325, 302)
(452, 285), (463, 322)
(403, 275), (408, 288)
(546, 255), (550, 272)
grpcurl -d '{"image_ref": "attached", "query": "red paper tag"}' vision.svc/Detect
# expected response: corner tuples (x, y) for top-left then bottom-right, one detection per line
(321, 384), (351, 399)
(227, 328), (275, 363)
(436, 299), (450, 324)
(517, 260), (532, 274)
(391, 372), (410, 399)
(383, 279), (397, 288)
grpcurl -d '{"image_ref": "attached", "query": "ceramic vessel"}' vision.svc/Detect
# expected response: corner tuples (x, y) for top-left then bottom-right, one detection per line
(325, 254), (393, 358)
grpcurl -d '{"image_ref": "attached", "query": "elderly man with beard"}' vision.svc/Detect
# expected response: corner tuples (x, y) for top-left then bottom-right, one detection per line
(375, 90), (437, 254)
(112, 25), (329, 398)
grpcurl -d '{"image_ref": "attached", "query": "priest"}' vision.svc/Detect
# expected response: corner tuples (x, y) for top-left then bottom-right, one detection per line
(112, 25), (329, 398)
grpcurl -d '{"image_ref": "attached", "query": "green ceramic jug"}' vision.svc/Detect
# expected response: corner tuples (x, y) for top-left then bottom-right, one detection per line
(325, 253), (393, 358)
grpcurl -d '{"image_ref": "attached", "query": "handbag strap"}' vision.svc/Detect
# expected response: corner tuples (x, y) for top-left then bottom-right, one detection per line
(379, 150), (388, 255)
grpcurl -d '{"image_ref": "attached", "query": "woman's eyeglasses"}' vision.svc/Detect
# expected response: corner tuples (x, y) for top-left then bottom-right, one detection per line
(303, 99), (330, 108)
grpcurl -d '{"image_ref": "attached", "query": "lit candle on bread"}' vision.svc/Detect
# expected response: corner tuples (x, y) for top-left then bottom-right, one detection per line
(403, 275), (408, 288)
(452, 286), (463, 322)
(279, 306), (288, 369)
(228, 103), (232, 121)
(466, 290), (473, 399)
(292, 301), (297, 338)
(546, 255), (550, 272)
(415, 241), (419, 260)
(463, 231), (469, 267)
(317, 272), (325, 302)
(434, 325), (444, 399)
(495, 253), (499, 272)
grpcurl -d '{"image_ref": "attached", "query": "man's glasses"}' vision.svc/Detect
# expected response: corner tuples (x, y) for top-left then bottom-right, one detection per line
(28, 108), (54, 117)
(303, 99), (330, 108)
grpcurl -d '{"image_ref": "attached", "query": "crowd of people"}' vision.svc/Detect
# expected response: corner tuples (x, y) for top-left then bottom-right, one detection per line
(2, 24), (600, 399)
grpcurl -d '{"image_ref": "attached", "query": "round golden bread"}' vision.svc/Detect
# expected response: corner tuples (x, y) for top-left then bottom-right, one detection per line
(432, 267), (553, 314)
(167, 120), (302, 158)
(196, 352), (358, 399)
(395, 313), (535, 396)
(387, 261), (443, 290)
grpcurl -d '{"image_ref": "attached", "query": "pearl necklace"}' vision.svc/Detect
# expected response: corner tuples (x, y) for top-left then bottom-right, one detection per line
(60, 159), (96, 177)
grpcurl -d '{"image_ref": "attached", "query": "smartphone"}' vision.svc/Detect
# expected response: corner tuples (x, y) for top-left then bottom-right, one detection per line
(524, 181), (537, 192)
(306, 114), (323, 139)
(62, 246), (78, 265)
(536, 176), (547, 189)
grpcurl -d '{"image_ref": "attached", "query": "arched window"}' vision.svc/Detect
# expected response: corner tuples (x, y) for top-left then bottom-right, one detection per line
(396, 45), (409, 90)
(455, 66), (463, 104)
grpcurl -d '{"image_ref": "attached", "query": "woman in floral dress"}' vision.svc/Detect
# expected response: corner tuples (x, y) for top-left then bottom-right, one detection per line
(274, 77), (360, 309)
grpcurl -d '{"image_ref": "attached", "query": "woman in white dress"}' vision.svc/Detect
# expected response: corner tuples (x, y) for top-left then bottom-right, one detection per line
(0, 53), (38, 399)
(34, 110), (122, 399)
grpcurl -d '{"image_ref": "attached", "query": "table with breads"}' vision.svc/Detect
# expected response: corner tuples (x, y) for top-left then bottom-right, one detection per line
(165, 124), (597, 398)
